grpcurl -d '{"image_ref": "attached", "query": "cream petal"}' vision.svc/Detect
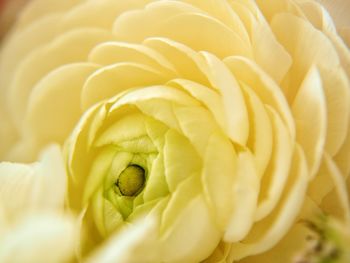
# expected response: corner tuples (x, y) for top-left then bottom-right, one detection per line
(182, 0), (250, 44)
(88, 41), (177, 74)
(0, 161), (36, 220)
(86, 215), (160, 263)
(15, 0), (82, 30)
(173, 105), (219, 155)
(230, 145), (308, 260)
(292, 66), (327, 178)
(167, 79), (226, 132)
(59, 0), (152, 32)
(236, 0), (293, 84)
(202, 52), (249, 146)
(112, 0), (203, 42)
(319, 66), (350, 156)
(0, 106), (16, 159)
(0, 214), (77, 263)
(255, 107), (294, 221)
(154, 12), (251, 58)
(0, 145), (66, 220)
(81, 63), (169, 110)
(224, 150), (259, 242)
(0, 14), (62, 103)
(26, 63), (99, 144)
(224, 56), (295, 139)
(163, 129), (201, 191)
(271, 13), (338, 99)
(8, 28), (115, 130)
(202, 132), (237, 230)
(271, 13), (350, 156)
(242, 83), (273, 176)
(144, 37), (211, 86)
(320, 153), (350, 221)
(161, 185), (221, 262)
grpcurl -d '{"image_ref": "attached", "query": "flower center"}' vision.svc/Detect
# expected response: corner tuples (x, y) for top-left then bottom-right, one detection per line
(116, 164), (145, 196)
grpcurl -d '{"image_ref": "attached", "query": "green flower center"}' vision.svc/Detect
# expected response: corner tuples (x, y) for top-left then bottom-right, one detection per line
(116, 164), (145, 196)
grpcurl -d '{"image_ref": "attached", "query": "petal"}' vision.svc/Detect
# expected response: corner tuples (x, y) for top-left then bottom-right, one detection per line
(0, 144), (66, 220)
(202, 52), (249, 145)
(26, 63), (99, 144)
(0, 214), (77, 263)
(86, 215), (160, 263)
(82, 63), (169, 110)
(292, 66), (327, 178)
(224, 150), (259, 242)
(231, 145), (308, 260)
(255, 106), (294, 220)
(8, 28), (115, 129)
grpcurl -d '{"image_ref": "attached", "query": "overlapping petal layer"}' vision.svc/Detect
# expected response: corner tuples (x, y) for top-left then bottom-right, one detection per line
(0, 0), (349, 262)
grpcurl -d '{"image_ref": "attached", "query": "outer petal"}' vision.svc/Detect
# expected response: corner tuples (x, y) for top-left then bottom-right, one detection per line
(0, 214), (77, 263)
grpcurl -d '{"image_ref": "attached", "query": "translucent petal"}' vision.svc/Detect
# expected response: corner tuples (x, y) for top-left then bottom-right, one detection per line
(8, 28), (115, 129)
(86, 215), (160, 263)
(173, 105), (219, 155)
(224, 57), (295, 139)
(231, 145), (308, 260)
(167, 79), (226, 133)
(320, 154), (350, 221)
(182, 0), (250, 44)
(143, 153), (169, 202)
(59, 0), (152, 32)
(255, 107), (294, 221)
(113, 0), (202, 42)
(202, 52), (249, 145)
(271, 13), (350, 155)
(242, 84), (273, 176)
(292, 67), (327, 178)
(224, 150), (259, 242)
(82, 62), (169, 110)
(0, 145), (66, 219)
(163, 129), (201, 191)
(26, 63), (99, 144)
(95, 113), (148, 147)
(0, 14), (61, 102)
(0, 214), (77, 263)
(15, 0), (82, 30)
(161, 177), (221, 262)
(202, 132), (236, 230)
(88, 41), (176, 74)
(144, 37), (211, 86)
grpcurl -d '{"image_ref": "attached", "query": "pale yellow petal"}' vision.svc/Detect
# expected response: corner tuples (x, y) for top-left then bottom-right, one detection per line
(292, 66), (327, 178)
(86, 215), (160, 263)
(82, 63), (169, 110)
(88, 41), (176, 74)
(224, 150), (259, 242)
(8, 28), (115, 129)
(0, 214), (77, 263)
(202, 132), (237, 230)
(231, 145), (308, 260)
(255, 107), (294, 220)
(202, 52), (249, 145)
(26, 63), (99, 144)
(15, 0), (82, 30)
(224, 57), (295, 139)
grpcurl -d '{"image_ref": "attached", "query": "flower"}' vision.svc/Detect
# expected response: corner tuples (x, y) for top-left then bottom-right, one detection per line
(0, 0), (349, 262)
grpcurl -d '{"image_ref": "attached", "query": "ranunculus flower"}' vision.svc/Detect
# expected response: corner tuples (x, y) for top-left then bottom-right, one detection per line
(0, 0), (349, 262)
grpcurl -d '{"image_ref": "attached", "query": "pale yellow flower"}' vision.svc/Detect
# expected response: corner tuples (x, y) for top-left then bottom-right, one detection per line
(0, 0), (349, 262)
